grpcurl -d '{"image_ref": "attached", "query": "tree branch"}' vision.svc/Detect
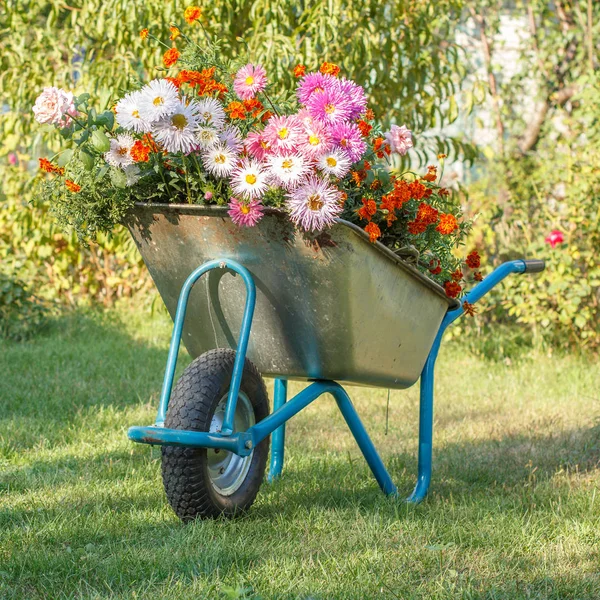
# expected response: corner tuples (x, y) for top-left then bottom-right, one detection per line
(469, 7), (504, 156)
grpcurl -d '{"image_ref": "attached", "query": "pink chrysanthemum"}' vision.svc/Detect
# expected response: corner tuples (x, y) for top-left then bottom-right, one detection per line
(328, 121), (367, 163)
(335, 78), (368, 120)
(296, 108), (315, 128)
(296, 72), (336, 104)
(228, 197), (265, 227)
(306, 87), (353, 125)
(297, 120), (333, 159)
(286, 175), (343, 232)
(263, 115), (303, 152)
(233, 64), (267, 100)
(245, 131), (273, 160)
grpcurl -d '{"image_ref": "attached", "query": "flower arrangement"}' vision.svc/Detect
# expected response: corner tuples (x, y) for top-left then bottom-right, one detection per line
(34, 6), (481, 299)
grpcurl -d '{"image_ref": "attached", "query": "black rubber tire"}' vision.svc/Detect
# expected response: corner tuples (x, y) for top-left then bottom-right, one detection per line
(161, 349), (270, 521)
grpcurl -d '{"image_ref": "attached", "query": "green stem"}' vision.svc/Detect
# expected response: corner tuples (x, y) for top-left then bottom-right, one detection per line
(182, 155), (192, 204)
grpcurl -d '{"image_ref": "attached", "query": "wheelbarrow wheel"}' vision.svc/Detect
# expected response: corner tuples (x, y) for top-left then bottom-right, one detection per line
(161, 349), (269, 521)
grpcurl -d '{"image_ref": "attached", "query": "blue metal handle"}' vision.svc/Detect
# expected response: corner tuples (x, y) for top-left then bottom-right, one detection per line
(155, 258), (256, 433)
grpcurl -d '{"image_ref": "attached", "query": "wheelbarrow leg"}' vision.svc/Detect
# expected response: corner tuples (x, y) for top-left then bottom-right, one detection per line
(406, 356), (435, 503)
(268, 378), (288, 481)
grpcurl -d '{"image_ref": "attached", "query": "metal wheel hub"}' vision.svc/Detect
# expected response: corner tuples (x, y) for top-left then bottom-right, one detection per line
(207, 391), (255, 496)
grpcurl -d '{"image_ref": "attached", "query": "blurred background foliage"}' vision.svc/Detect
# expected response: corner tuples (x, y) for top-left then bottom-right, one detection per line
(0, 0), (598, 352)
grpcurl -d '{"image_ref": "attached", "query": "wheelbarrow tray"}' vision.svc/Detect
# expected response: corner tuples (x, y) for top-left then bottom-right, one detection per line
(127, 203), (457, 389)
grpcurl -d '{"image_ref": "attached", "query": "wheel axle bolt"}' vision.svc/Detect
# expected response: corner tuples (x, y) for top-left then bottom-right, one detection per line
(245, 440), (253, 449)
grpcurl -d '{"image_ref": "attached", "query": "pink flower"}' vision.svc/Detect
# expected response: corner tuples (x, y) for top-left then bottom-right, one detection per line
(228, 197), (264, 227)
(328, 121), (367, 163)
(263, 115), (303, 152)
(7, 153), (17, 166)
(245, 131), (273, 160)
(285, 175), (343, 231)
(306, 87), (353, 125)
(297, 120), (332, 159)
(335, 78), (367, 120)
(296, 72), (335, 104)
(32, 87), (77, 126)
(233, 64), (267, 100)
(545, 230), (564, 248)
(384, 124), (413, 156)
(204, 191), (213, 201)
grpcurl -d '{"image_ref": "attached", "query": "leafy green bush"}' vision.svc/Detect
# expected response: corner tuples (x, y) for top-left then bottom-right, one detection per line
(0, 274), (48, 341)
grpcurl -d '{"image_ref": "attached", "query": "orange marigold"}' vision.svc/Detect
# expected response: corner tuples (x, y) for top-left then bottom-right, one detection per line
(408, 180), (427, 200)
(226, 101), (246, 120)
(466, 250), (481, 269)
(451, 269), (463, 282)
(131, 140), (151, 163)
(473, 271), (483, 282)
(416, 202), (439, 225)
(170, 26), (180, 41)
(39, 158), (64, 175)
(65, 179), (81, 193)
(370, 179), (381, 191)
(39, 158), (54, 173)
(437, 153), (447, 159)
(184, 6), (202, 24)
(436, 213), (459, 235)
(243, 97), (264, 118)
(357, 120), (372, 137)
(320, 61), (340, 76)
(422, 165), (437, 182)
(407, 220), (427, 235)
(351, 170), (366, 187)
(357, 197), (377, 221)
(139, 28), (149, 40)
(365, 108), (375, 120)
(443, 281), (461, 298)
(373, 137), (384, 152)
(365, 221), (381, 243)
(293, 64), (306, 78)
(462, 300), (477, 316)
(163, 47), (180, 68)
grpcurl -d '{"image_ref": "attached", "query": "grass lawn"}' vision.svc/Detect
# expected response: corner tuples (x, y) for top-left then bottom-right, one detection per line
(1, 304), (599, 599)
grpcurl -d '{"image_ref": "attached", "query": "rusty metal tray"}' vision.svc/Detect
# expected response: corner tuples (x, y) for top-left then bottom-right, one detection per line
(127, 203), (456, 389)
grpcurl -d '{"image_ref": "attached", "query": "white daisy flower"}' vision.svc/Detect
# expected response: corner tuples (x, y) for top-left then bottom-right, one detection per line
(317, 148), (351, 178)
(202, 143), (238, 178)
(152, 99), (200, 154)
(115, 91), (150, 133)
(219, 125), (243, 153)
(196, 126), (220, 149)
(196, 97), (226, 129)
(230, 159), (269, 200)
(265, 153), (309, 190)
(104, 133), (135, 168)
(124, 164), (141, 186)
(137, 79), (180, 123)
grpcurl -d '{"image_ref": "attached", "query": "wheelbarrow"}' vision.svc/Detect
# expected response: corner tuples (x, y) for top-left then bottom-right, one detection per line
(126, 203), (545, 520)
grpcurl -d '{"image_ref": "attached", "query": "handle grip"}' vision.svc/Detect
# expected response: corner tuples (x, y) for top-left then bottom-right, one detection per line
(523, 259), (545, 273)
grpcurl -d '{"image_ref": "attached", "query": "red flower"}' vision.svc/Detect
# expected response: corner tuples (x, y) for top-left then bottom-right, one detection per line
(473, 271), (483, 282)
(429, 259), (442, 275)
(444, 281), (461, 298)
(357, 197), (377, 221)
(545, 230), (564, 248)
(462, 300), (477, 316)
(451, 269), (463, 282)
(357, 120), (372, 137)
(465, 250), (481, 269)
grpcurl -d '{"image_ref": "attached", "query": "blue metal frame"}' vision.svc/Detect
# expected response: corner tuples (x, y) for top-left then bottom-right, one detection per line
(128, 258), (534, 503)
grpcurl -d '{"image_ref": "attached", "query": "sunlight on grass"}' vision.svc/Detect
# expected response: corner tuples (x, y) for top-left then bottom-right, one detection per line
(1, 304), (599, 599)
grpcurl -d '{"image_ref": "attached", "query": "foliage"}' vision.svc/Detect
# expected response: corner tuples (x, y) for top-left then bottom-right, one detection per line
(34, 20), (477, 293)
(0, 273), (48, 341)
(461, 0), (600, 349)
(0, 165), (151, 305)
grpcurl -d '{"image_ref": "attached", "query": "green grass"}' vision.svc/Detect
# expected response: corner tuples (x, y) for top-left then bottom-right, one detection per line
(1, 305), (599, 599)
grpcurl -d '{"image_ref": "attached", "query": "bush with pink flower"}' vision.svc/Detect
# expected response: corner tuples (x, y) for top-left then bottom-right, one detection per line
(34, 10), (474, 295)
